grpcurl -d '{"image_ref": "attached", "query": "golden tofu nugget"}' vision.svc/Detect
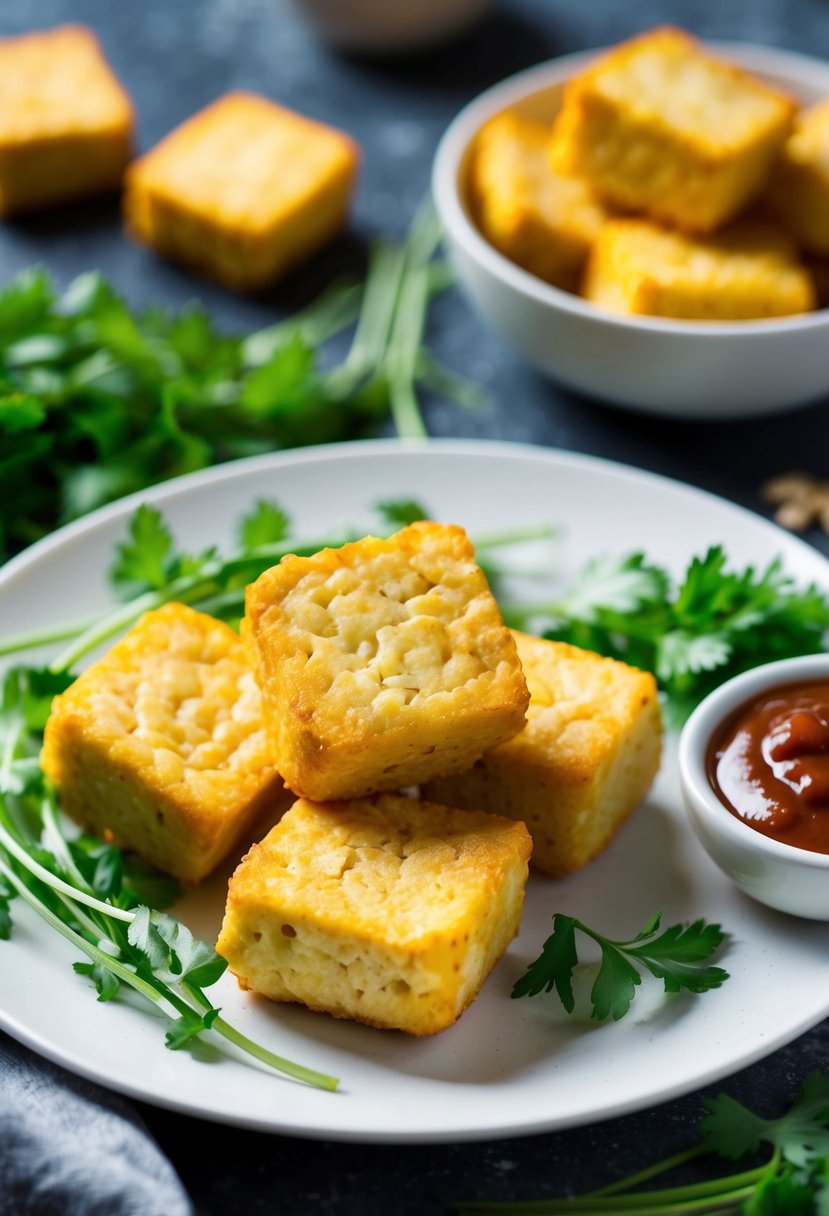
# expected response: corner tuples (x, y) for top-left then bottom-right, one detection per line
(765, 100), (829, 256)
(217, 794), (532, 1036)
(41, 603), (284, 884)
(471, 110), (608, 291)
(583, 217), (815, 320)
(124, 91), (360, 290)
(550, 26), (795, 234)
(425, 634), (661, 877)
(244, 521), (529, 801)
(0, 24), (133, 217)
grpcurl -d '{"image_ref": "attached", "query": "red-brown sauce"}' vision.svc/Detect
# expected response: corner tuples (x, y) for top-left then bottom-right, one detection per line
(706, 679), (829, 855)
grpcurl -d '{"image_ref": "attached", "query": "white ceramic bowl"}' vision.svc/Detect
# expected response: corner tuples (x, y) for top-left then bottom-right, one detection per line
(678, 654), (829, 920)
(432, 43), (829, 419)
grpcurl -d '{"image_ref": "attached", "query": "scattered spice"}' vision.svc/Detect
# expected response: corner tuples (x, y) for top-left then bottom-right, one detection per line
(761, 471), (829, 533)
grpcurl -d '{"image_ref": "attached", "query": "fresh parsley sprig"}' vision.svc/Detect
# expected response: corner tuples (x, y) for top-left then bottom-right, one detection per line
(501, 546), (829, 724)
(512, 911), (729, 1022)
(453, 1071), (829, 1214)
(0, 202), (481, 561)
(0, 665), (338, 1091)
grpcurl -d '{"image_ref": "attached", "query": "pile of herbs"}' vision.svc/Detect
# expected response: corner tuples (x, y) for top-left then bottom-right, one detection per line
(0, 204), (481, 560)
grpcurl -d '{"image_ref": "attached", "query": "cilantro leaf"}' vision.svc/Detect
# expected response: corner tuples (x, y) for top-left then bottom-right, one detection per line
(110, 504), (174, 594)
(703, 1071), (829, 1169)
(73, 961), (121, 1002)
(554, 553), (669, 623)
(513, 911), (729, 1022)
(511, 913), (578, 1011)
(127, 906), (226, 989)
(504, 544), (829, 722)
(165, 1005), (220, 1051)
(239, 500), (291, 551)
(375, 499), (429, 528)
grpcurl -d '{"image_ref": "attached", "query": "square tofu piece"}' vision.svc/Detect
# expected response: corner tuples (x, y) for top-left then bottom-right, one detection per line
(550, 27), (795, 233)
(424, 634), (661, 877)
(765, 101), (829, 255)
(0, 24), (133, 217)
(582, 217), (815, 320)
(124, 91), (359, 291)
(471, 110), (608, 291)
(244, 521), (529, 801)
(216, 794), (532, 1035)
(41, 603), (283, 884)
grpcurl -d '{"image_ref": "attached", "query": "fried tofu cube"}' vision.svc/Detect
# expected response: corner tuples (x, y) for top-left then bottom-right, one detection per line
(216, 794), (532, 1035)
(0, 24), (133, 217)
(424, 634), (661, 877)
(471, 110), (608, 291)
(41, 603), (283, 884)
(582, 217), (815, 320)
(765, 101), (829, 256)
(244, 522), (529, 801)
(550, 27), (796, 234)
(123, 91), (359, 291)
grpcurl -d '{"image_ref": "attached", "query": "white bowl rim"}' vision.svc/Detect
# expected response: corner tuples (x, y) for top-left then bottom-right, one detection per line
(678, 653), (829, 870)
(432, 40), (829, 337)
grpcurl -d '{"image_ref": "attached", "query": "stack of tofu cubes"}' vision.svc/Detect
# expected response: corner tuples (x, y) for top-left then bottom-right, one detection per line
(472, 27), (828, 320)
(43, 522), (661, 1036)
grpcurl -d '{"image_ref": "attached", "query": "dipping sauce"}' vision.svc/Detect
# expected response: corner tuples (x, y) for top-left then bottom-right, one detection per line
(707, 679), (829, 855)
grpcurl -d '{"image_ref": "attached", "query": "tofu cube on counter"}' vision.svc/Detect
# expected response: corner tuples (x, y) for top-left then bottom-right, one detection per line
(123, 91), (360, 291)
(0, 24), (133, 217)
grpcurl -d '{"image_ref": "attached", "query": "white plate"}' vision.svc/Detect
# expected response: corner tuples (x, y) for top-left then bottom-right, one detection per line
(2, 439), (828, 1143)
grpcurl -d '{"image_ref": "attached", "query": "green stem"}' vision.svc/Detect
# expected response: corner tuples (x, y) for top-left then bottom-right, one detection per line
(588, 1145), (710, 1197)
(0, 819), (134, 922)
(0, 616), (100, 657)
(386, 261), (431, 440)
(473, 524), (557, 551)
(0, 858), (160, 1003)
(203, 1005), (338, 1092)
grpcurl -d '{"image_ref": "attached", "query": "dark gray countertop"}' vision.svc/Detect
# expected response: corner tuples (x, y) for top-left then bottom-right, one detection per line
(2, 1), (828, 1212)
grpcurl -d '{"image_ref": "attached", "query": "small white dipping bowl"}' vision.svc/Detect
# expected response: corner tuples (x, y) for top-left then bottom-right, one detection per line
(678, 654), (829, 920)
(432, 43), (829, 419)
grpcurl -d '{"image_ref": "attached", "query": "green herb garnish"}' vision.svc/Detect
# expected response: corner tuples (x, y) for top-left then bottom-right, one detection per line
(453, 1071), (829, 1213)
(512, 911), (729, 1022)
(0, 203), (481, 561)
(0, 664), (338, 1091)
(501, 546), (829, 724)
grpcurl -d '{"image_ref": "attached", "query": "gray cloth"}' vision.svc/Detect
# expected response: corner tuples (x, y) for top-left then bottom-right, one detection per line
(0, 1032), (193, 1216)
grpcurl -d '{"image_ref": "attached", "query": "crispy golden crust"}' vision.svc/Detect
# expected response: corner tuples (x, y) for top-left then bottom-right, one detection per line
(244, 521), (529, 800)
(216, 794), (531, 1035)
(425, 634), (662, 877)
(582, 216), (815, 320)
(550, 26), (796, 233)
(0, 24), (133, 215)
(123, 91), (359, 290)
(471, 110), (608, 291)
(41, 603), (284, 884)
(765, 100), (829, 256)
